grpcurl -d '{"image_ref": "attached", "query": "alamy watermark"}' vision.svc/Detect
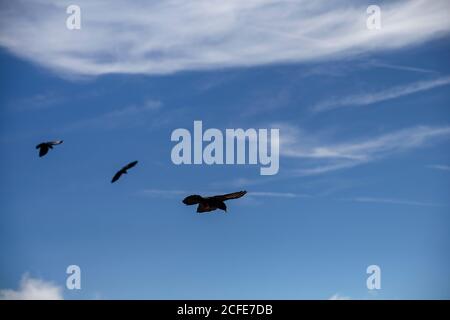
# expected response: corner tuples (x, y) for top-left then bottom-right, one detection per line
(66, 5), (81, 30)
(66, 265), (81, 290)
(366, 5), (381, 30)
(366, 264), (381, 290)
(171, 121), (279, 175)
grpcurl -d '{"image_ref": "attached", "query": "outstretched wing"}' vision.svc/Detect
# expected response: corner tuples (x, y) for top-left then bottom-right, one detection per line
(211, 191), (247, 201)
(111, 170), (123, 183)
(123, 160), (138, 171)
(48, 140), (63, 146)
(38, 145), (49, 157)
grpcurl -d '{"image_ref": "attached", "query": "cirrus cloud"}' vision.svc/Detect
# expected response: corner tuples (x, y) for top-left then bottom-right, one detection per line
(312, 76), (450, 112)
(0, 0), (449, 77)
(278, 124), (450, 176)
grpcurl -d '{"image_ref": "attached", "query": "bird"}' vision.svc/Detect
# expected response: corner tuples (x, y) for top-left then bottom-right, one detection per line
(111, 160), (138, 183)
(182, 191), (247, 213)
(36, 140), (63, 157)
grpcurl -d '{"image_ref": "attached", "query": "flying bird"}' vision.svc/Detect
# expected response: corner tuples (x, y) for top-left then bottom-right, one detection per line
(182, 191), (247, 213)
(36, 140), (63, 157)
(111, 160), (138, 183)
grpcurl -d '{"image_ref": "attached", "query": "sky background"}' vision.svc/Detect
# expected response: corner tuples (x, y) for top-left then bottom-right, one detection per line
(0, 0), (449, 299)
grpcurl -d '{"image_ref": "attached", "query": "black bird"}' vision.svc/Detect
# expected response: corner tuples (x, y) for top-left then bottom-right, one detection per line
(36, 140), (63, 157)
(111, 161), (138, 183)
(183, 191), (247, 213)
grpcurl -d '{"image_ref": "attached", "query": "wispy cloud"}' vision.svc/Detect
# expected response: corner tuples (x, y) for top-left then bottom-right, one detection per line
(141, 189), (186, 198)
(279, 124), (450, 176)
(329, 293), (350, 300)
(427, 164), (450, 171)
(141, 189), (306, 199)
(210, 176), (285, 189)
(312, 76), (450, 112)
(295, 161), (361, 176)
(367, 60), (438, 74)
(11, 92), (64, 112)
(0, 274), (63, 300)
(63, 99), (162, 131)
(0, 1), (449, 77)
(248, 191), (309, 198)
(349, 197), (444, 207)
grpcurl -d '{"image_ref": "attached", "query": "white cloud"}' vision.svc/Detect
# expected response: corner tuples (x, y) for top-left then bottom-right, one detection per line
(63, 99), (162, 131)
(427, 164), (450, 171)
(312, 76), (450, 112)
(0, 0), (449, 77)
(329, 293), (350, 300)
(0, 274), (63, 300)
(367, 60), (438, 74)
(249, 191), (309, 198)
(295, 161), (362, 176)
(141, 189), (186, 198)
(11, 92), (65, 112)
(141, 189), (309, 200)
(279, 124), (450, 175)
(350, 197), (443, 207)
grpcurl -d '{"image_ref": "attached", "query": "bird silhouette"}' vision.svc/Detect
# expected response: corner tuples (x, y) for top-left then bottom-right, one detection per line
(36, 140), (63, 157)
(183, 191), (247, 213)
(111, 160), (138, 183)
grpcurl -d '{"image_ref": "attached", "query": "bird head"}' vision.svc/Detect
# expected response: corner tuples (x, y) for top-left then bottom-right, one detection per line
(182, 195), (203, 205)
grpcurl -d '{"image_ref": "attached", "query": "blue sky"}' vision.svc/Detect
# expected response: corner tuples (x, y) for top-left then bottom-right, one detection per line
(0, 0), (450, 299)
